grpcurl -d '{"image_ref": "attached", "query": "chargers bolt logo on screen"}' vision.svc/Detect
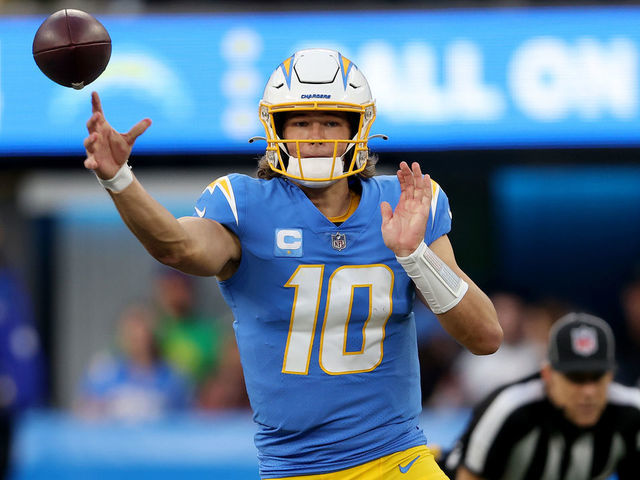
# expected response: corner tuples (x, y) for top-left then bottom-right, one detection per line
(275, 228), (303, 257)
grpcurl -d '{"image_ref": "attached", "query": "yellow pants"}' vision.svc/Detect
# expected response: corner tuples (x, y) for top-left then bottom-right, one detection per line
(268, 445), (449, 480)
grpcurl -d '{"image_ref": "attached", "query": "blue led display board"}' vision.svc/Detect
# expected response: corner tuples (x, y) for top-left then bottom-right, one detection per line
(4, 6), (640, 155)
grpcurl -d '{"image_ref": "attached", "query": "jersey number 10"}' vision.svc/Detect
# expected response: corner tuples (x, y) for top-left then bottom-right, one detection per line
(282, 264), (394, 375)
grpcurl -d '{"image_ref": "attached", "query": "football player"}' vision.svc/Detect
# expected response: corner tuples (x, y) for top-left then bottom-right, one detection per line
(83, 48), (502, 479)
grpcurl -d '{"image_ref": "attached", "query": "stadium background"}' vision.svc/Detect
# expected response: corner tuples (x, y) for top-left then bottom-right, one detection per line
(1, 0), (639, 478)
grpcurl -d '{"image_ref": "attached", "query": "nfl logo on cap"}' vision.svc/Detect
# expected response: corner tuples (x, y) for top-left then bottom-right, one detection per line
(548, 312), (616, 373)
(570, 326), (598, 357)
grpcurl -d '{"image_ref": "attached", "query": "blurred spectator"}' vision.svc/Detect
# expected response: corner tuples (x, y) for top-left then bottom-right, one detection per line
(75, 302), (190, 421)
(616, 278), (640, 387)
(196, 338), (250, 411)
(521, 296), (572, 360)
(0, 223), (45, 480)
(430, 291), (541, 407)
(152, 268), (227, 389)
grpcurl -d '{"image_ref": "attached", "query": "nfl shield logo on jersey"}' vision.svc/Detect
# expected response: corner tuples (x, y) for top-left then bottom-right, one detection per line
(331, 232), (347, 251)
(570, 326), (598, 356)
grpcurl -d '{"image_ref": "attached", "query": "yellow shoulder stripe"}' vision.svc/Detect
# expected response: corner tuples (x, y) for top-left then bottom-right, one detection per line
(430, 179), (441, 221)
(205, 176), (239, 225)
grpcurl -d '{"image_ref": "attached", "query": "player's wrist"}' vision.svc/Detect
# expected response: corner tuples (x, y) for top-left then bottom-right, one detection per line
(396, 240), (468, 314)
(95, 162), (133, 192)
(395, 245), (418, 257)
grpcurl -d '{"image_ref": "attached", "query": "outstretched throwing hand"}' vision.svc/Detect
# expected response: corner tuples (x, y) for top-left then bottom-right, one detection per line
(380, 161), (432, 257)
(83, 91), (151, 180)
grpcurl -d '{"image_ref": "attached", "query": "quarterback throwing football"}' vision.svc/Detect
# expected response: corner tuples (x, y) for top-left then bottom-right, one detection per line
(83, 48), (502, 479)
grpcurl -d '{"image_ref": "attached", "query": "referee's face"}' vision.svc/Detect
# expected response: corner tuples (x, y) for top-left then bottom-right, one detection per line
(543, 365), (614, 427)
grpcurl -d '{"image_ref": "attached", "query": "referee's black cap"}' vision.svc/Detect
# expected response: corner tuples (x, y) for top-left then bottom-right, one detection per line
(548, 312), (616, 374)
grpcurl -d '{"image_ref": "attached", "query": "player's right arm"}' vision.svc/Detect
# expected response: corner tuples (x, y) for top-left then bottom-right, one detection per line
(108, 179), (240, 277)
(83, 92), (241, 278)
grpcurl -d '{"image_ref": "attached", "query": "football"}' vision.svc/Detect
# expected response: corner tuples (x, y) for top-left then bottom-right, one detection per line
(32, 9), (111, 90)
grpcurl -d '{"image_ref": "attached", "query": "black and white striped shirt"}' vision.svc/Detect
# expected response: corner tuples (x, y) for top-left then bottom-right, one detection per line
(442, 374), (640, 480)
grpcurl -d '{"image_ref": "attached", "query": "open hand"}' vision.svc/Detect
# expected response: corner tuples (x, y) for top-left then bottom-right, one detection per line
(83, 91), (151, 179)
(380, 161), (432, 257)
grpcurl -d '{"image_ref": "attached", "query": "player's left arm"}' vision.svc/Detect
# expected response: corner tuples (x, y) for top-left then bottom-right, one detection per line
(381, 161), (501, 355)
(427, 234), (501, 355)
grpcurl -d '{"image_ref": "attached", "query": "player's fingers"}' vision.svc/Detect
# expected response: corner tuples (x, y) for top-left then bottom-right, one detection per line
(380, 201), (393, 223)
(411, 163), (428, 197)
(422, 173), (431, 190)
(83, 133), (98, 152)
(91, 91), (104, 115)
(397, 168), (406, 191)
(422, 174), (432, 204)
(398, 161), (412, 182)
(399, 162), (415, 198)
(84, 156), (97, 170)
(398, 171), (413, 201)
(86, 112), (107, 133)
(124, 118), (152, 145)
(409, 162), (423, 193)
(409, 163), (431, 203)
(86, 112), (98, 130)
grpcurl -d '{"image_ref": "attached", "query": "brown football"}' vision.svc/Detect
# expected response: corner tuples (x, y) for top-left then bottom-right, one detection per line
(32, 9), (111, 90)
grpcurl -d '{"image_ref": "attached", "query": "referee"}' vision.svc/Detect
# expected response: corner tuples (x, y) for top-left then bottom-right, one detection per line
(442, 312), (640, 480)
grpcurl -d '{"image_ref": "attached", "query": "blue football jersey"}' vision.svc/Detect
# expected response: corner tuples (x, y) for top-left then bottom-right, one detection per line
(193, 174), (452, 478)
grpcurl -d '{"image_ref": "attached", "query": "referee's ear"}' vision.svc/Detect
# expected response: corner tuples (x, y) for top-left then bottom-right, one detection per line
(540, 363), (552, 384)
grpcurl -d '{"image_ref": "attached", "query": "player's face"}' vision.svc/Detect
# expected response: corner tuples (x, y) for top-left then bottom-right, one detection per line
(282, 111), (351, 159)
(544, 366), (613, 427)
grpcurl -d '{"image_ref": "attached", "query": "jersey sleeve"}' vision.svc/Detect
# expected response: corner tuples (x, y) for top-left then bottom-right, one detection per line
(192, 174), (243, 236)
(426, 180), (452, 245)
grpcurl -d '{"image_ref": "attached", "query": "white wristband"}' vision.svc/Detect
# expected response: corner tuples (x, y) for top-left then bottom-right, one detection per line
(396, 240), (469, 314)
(96, 162), (133, 192)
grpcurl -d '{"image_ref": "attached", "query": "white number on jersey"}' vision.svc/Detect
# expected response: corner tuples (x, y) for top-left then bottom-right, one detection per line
(282, 264), (394, 375)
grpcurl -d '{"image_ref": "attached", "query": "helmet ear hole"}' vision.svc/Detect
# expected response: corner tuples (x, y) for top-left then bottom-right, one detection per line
(347, 113), (360, 139)
(272, 112), (290, 156)
(273, 112), (286, 139)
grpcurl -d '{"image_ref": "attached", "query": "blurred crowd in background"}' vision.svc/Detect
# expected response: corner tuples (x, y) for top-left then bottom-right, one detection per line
(72, 267), (250, 420)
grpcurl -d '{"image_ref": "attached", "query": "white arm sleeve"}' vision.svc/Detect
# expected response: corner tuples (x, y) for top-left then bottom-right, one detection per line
(396, 240), (468, 314)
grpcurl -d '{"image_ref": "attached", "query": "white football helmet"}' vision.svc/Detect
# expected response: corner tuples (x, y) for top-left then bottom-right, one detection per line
(256, 48), (377, 187)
